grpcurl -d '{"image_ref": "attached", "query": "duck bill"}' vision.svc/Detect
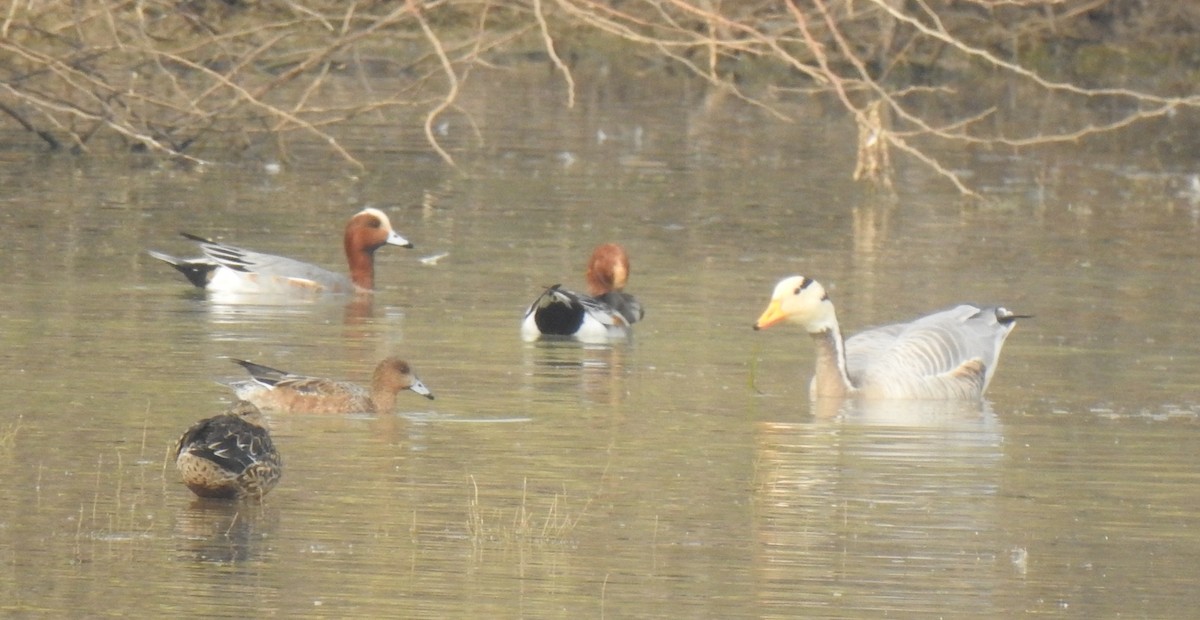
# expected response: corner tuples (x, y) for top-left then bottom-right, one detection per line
(387, 230), (414, 249)
(753, 299), (786, 330)
(409, 377), (435, 400)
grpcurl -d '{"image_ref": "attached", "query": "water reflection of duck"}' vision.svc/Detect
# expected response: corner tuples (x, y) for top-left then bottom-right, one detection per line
(148, 207), (413, 295)
(175, 499), (279, 564)
(228, 356), (434, 414)
(522, 243), (644, 342)
(754, 276), (1028, 399)
(175, 400), (282, 500)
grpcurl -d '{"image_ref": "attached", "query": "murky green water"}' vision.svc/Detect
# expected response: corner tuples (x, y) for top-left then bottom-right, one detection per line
(2, 67), (1200, 617)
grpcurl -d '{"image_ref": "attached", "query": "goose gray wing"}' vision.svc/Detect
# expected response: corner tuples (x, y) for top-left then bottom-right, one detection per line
(850, 305), (1021, 399)
(843, 323), (906, 385)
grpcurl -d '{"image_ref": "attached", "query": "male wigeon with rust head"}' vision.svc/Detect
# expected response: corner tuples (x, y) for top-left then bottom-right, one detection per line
(149, 207), (413, 295)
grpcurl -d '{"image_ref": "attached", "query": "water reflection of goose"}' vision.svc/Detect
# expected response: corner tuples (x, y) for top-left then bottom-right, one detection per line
(753, 276), (1028, 400)
(754, 400), (1004, 615)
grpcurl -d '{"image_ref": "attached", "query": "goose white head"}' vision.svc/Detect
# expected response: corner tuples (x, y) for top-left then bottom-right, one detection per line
(753, 276), (839, 334)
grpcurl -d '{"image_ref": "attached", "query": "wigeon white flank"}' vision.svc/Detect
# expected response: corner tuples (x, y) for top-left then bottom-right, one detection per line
(149, 207), (413, 295)
(753, 275), (1028, 400)
(227, 356), (434, 414)
(521, 243), (645, 342)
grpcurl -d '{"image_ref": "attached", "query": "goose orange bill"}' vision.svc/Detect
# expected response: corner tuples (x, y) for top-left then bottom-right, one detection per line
(753, 298), (786, 330)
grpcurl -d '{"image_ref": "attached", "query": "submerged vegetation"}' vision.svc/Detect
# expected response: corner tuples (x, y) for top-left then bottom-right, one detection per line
(0, 416), (19, 453)
(2, 1), (1198, 194)
(467, 475), (584, 555)
(71, 443), (161, 565)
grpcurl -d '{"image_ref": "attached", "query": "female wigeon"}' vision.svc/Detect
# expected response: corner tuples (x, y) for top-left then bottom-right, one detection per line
(227, 356), (434, 414)
(148, 207), (413, 295)
(522, 243), (645, 342)
(175, 400), (282, 500)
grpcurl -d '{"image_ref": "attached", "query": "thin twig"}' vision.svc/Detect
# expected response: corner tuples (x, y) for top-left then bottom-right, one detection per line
(411, 0), (459, 167)
(535, 0), (575, 107)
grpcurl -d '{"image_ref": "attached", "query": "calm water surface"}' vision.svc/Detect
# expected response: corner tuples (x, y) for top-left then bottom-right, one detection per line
(2, 68), (1200, 617)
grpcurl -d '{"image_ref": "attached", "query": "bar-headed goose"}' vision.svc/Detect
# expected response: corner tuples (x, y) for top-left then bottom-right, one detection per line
(753, 276), (1027, 400)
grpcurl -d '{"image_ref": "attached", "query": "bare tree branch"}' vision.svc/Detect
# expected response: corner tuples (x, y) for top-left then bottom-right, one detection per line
(0, 1), (1195, 195)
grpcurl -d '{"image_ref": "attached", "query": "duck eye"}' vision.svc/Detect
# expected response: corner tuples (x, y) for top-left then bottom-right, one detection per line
(793, 287), (803, 295)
